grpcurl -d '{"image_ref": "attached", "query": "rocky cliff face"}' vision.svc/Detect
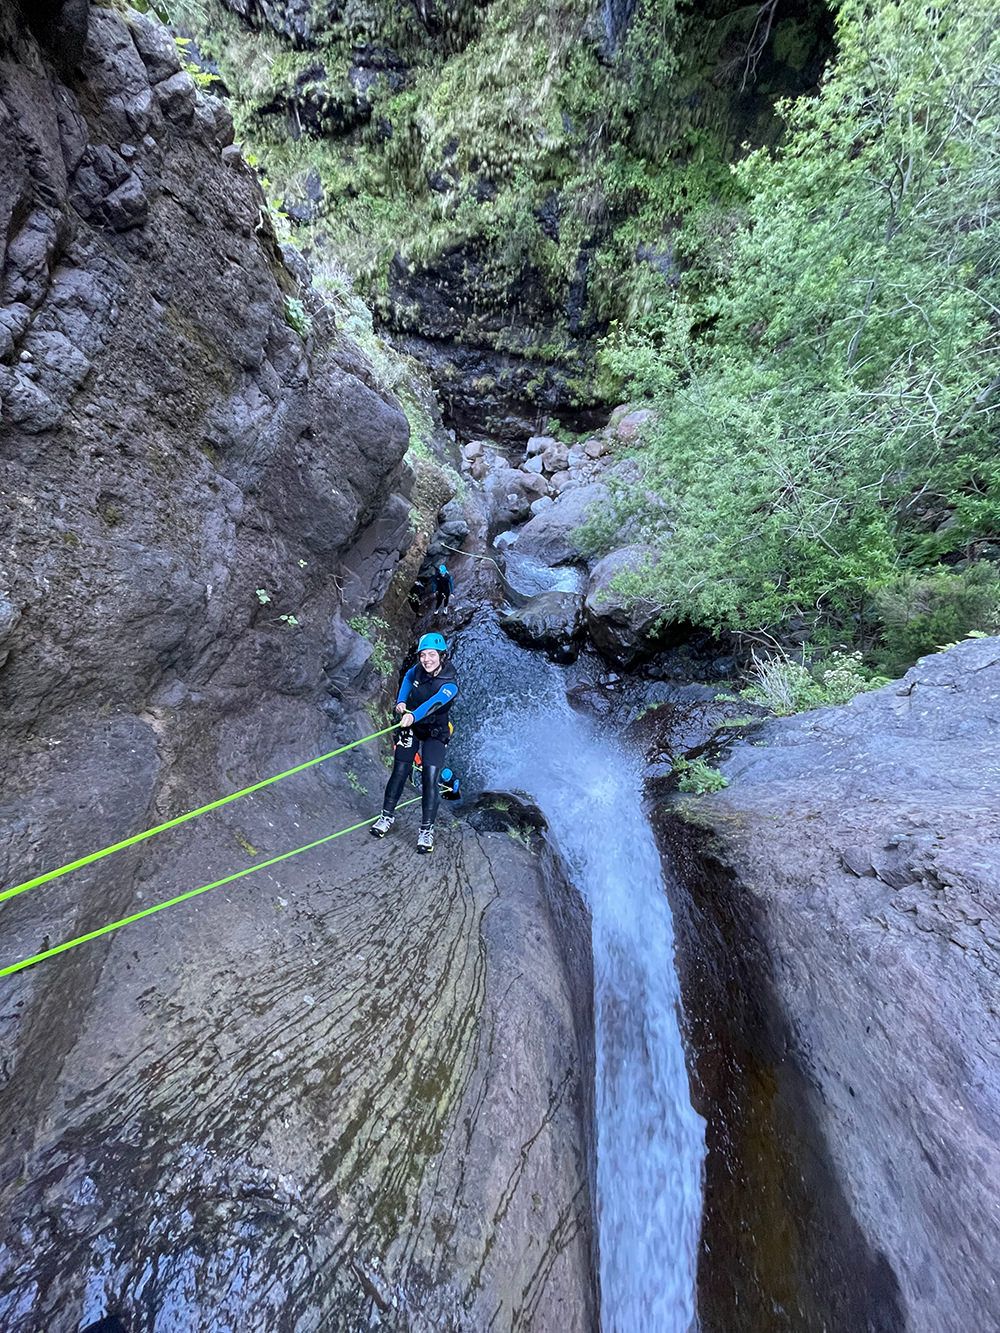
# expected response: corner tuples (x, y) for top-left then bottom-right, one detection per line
(0, 5), (596, 1326)
(658, 636), (1000, 1329)
(0, 0), (412, 1041)
(177, 0), (834, 436)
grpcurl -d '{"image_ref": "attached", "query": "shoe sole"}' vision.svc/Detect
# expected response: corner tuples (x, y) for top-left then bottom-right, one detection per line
(415, 845), (433, 854)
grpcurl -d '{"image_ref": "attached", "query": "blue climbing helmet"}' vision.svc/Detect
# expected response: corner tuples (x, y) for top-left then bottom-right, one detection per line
(417, 631), (448, 654)
(438, 563), (448, 575)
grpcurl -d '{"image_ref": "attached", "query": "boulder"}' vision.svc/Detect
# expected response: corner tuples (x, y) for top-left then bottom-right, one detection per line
(541, 440), (569, 473)
(436, 496), (470, 545)
(322, 615), (374, 695)
(500, 591), (585, 663)
(525, 433), (556, 457)
(337, 491), (413, 617)
(613, 407), (654, 444)
(584, 545), (664, 667)
(662, 636), (1000, 1331)
(484, 466), (550, 531)
(523, 454), (545, 475)
(514, 481), (607, 566)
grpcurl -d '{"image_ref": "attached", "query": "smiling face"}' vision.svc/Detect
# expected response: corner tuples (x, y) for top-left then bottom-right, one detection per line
(418, 648), (442, 674)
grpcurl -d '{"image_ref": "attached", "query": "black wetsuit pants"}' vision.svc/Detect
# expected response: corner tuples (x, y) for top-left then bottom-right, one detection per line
(381, 732), (447, 827)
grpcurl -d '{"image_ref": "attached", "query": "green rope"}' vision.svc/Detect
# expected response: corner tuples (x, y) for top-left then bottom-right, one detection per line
(0, 798), (420, 979)
(0, 722), (400, 906)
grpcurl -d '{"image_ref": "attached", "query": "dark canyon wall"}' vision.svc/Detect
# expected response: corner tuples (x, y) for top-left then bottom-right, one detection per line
(657, 636), (1000, 1330)
(0, 6), (596, 1326)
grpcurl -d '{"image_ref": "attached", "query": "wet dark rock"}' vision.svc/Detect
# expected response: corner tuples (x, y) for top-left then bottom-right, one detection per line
(219, 0), (319, 45)
(437, 495), (469, 538)
(384, 240), (604, 437)
(154, 69), (198, 125)
(468, 790), (549, 838)
(24, 0), (89, 70)
(514, 481), (607, 567)
(484, 463), (550, 532)
(584, 544), (668, 667)
(322, 616), (375, 696)
(337, 490), (413, 617)
(0, 594), (20, 668)
(0, 750), (596, 1329)
(128, 10), (182, 85)
(500, 590), (586, 663)
(660, 636), (1000, 1329)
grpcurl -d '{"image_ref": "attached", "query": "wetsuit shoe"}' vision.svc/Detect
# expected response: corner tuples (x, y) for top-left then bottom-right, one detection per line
(416, 826), (434, 854)
(370, 813), (395, 838)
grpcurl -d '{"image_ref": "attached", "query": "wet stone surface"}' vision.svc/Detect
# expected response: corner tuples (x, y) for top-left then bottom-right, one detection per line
(0, 802), (596, 1331)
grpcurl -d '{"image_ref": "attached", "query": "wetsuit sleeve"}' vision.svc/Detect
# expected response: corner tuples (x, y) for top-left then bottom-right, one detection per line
(396, 664), (418, 706)
(445, 571), (454, 593)
(409, 680), (459, 723)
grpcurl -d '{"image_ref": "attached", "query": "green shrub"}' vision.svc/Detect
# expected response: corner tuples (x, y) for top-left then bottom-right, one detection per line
(284, 296), (312, 338)
(349, 614), (394, 678)
(587, 0), (1000, 642)
(672, 756), (728, 794)
(739, 649), (889, 716)
(874, 564), (1000, 675)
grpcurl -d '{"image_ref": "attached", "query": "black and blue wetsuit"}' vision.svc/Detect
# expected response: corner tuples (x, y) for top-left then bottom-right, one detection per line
(381, 659), (459, 827)
(433, 568), (454, 609)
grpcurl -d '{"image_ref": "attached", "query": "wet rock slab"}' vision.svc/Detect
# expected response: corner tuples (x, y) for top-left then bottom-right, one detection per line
(500, 590), (585, 663)
(659, 636), (1000, 1330)
(0, 784), (596, 1331)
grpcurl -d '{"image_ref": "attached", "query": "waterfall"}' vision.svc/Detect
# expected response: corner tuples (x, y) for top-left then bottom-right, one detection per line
(453, 617), (706, 1330)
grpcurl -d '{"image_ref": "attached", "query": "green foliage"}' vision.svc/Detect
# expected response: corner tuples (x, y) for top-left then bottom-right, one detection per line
(175, 0), (700, 341)
(173, 36), (216, 87)
(587, 0), (999, 665)
(739, 650), (889, 716)
(873, 564), (1000, 675)
(283, 296), (312, 338)
(349, 613), (394, 678)
(506, 822), (535, 851)
(672, 756), (728, 794)
(345, 769), (368, 795)
(254, 587), (271, 605)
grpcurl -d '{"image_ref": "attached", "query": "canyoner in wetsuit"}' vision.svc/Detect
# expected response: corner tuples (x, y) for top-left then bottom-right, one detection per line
(370, 632), (459, 854)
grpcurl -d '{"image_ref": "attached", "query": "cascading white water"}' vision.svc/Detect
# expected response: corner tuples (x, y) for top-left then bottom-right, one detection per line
(453, 617), (706, 1331)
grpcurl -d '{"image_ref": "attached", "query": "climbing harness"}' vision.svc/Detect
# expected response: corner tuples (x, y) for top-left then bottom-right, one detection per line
(0, 798), (420, 979)
(411, 722), (461, 801)
(0, 720), (413, 978)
